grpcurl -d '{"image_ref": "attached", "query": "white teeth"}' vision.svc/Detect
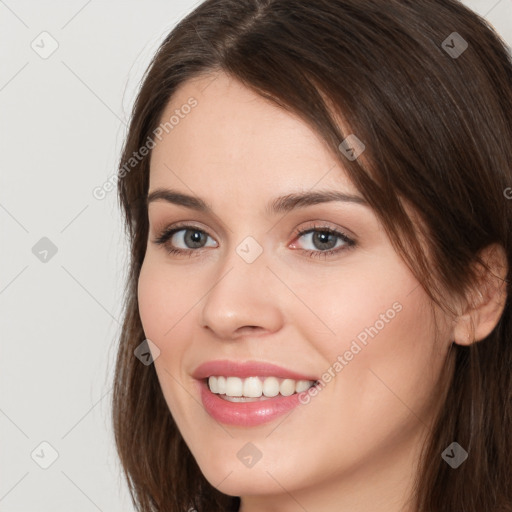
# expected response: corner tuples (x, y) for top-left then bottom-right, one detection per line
(225, 376), (243, 397)
(207, 376), (316, 398)
(295, 380), (312, 393)
(216, 376), (226, 394)
(243, 377), (263, 398)
(262, 376), (280, 397)
(280, 378), (296, 396)
(208, 376), (219, 393)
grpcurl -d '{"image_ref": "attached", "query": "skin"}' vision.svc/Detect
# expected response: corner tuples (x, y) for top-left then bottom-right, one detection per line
(137, 70), (508, 512)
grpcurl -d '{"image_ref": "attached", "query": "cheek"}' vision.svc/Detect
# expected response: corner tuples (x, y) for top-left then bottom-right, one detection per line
(282, 254), (415, 357)
(317, 284), (442, 438)
(137, 258), (198, 422)
(137, 261), (166, 340)
(294, 257), (442, 424)
(137, 256), (197, 342)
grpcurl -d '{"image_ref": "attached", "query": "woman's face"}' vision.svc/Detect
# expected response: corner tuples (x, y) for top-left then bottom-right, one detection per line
(138, 71), (453, 508)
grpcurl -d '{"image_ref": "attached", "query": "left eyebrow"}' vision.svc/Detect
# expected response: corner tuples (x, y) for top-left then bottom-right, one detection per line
(267, 190), (369, 214)
(146, 188), (369, 215)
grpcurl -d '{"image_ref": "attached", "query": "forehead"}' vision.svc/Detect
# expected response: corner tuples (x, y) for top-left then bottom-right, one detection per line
(148, 71), (360, 199)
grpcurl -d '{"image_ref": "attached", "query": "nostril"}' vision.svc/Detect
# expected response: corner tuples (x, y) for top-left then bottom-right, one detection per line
(234, 325), (261, 337)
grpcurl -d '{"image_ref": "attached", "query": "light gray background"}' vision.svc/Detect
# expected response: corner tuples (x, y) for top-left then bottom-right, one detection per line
(1, 1), (511, 510)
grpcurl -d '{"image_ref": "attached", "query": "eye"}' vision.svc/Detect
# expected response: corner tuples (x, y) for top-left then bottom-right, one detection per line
(152, 225), (217, 256)
(290, 224), (356, 259)
(152, 222), (356, 259)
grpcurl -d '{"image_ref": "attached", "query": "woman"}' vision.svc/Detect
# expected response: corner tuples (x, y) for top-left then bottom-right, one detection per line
(111, 1), (512, 511)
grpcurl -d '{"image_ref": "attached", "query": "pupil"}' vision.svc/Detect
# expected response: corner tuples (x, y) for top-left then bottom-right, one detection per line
(313, 231), (336, 250)
(186, 230), (205, 248)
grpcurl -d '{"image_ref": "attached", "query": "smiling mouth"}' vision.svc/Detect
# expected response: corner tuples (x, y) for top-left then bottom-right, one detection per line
(205, 375), (319, 402)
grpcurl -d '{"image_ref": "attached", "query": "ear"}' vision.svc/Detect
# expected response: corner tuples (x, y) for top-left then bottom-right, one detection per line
(452, 243), (509, 346)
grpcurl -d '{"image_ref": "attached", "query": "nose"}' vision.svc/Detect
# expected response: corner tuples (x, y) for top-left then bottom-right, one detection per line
(200, 245), (284, 340)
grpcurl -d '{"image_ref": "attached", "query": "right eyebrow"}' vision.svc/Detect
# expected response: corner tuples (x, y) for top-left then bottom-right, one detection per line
(147, 189), (210, 212)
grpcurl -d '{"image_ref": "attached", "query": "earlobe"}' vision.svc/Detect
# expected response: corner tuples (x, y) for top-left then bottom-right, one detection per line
(452, 313), (475, 346)
(451, 243), (509, 346)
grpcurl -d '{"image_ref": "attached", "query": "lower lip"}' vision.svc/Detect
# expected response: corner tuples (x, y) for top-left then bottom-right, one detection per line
(198, 379), (309, 427)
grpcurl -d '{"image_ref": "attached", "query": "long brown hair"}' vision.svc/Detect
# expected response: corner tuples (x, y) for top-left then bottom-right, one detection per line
(111, 1), (512, 510)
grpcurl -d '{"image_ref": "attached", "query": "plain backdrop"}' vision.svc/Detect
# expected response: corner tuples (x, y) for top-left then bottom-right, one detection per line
(1, 1), (511, 510)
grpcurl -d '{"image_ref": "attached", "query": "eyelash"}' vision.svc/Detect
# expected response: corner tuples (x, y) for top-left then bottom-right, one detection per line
(152, 223), (356, 260)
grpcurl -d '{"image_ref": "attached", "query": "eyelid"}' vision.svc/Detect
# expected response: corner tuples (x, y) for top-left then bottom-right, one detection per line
(290, 223), (355, 250)
(152, 219), (212, 236)
(152, 222), (218, 246)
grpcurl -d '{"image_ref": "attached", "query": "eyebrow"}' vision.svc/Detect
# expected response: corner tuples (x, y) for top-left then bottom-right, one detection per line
(147, 188), (369, 215)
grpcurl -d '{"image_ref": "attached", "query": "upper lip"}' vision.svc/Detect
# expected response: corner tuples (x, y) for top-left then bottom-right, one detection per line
(192, 360), (318, 381)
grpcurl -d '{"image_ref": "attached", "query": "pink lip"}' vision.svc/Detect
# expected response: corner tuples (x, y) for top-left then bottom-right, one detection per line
(192, 360), (318, 427)
(192, 359), (318, 381)
(198, 380), (309, 427)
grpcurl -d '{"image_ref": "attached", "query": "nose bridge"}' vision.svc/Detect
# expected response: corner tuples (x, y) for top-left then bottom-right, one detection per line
(200, 236), (283, 338)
